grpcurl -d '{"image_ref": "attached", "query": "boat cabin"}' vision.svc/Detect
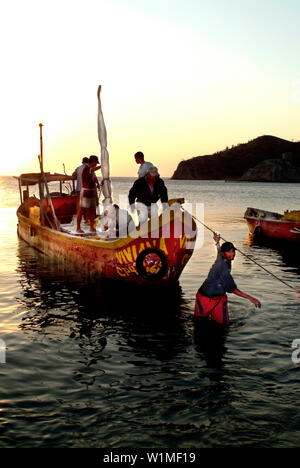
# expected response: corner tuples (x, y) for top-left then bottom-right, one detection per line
(16, 172), (78, 227)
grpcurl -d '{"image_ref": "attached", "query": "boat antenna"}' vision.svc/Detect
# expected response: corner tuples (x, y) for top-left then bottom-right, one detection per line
(192, 213), (300, 295)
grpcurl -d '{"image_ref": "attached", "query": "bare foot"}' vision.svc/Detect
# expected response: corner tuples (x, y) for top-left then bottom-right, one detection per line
(76, 228), (84, 234)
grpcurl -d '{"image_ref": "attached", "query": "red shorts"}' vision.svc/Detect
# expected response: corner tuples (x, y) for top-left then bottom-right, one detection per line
(194, 291), (229, 325)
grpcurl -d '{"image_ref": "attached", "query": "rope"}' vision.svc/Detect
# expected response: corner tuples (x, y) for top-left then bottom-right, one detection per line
(96, 184), (102, 211)
(192, 214), (300, 294)
(101, 177), (110, 184)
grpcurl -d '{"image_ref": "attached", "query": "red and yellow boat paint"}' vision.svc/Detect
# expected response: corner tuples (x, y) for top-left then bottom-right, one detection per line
(17, 198), (197, 286)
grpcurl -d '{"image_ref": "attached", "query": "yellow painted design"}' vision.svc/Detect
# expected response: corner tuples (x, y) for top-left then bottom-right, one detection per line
(180, 235), (187, 249)
(116, 265), (138, 278)
(123, 247), (133, 263)
(18, 209), (195, 264)
(116, 266), (127, 277)
(115, 251), (125, 264)
(159, 238), (168, 255)
(132, 245), (137, 261)
(115, 238), (170, 268)
(139, 242), (145, 253)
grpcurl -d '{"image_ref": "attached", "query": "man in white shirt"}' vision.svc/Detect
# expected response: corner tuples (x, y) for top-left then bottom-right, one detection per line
(72, 157), (89, 192)
(134, 151), (154, 178)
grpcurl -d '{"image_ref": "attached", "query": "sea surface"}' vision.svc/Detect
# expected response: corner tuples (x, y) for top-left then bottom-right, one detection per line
(0, 175), (300, 448)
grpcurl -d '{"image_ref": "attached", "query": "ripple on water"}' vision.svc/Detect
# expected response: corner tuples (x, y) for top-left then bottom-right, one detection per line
(0, 178), (300, 447)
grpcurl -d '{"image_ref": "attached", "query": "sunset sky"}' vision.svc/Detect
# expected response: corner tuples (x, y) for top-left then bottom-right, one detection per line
(1, 0), (300, 177)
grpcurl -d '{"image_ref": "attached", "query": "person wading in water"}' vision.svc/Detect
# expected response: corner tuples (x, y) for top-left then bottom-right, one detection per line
(194, 233), (261, 325)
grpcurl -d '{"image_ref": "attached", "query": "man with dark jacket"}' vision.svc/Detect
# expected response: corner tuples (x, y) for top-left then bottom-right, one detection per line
(128, 166), (168, 224)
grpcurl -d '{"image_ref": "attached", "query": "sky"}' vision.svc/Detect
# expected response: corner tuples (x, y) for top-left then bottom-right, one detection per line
(1, 0), (300, 177)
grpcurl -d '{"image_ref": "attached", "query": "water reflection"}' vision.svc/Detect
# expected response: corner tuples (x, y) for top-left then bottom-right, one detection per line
(247, 234), (300, 275)
(16, 240), (192, 363)
(16, 238), (232, 399)
(193, 319), (228, 370)
(2, 177), (300, 447)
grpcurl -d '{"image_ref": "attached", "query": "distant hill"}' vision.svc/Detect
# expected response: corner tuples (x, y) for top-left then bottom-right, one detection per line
(171, 135), (300, 182)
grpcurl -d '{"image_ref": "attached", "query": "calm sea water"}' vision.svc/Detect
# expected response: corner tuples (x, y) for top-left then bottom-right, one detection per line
(0, 175), (300, 448)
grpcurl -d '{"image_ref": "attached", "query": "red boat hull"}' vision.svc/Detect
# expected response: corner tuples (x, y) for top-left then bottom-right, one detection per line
(17, 198), (197, 286)
(244, 207), (300, 242)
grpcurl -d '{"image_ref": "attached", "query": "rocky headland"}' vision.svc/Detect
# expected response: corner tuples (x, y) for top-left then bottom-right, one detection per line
(171, 135), (300, 182)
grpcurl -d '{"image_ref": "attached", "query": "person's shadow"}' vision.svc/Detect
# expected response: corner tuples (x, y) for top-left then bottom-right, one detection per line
(193, 317), (228, 370)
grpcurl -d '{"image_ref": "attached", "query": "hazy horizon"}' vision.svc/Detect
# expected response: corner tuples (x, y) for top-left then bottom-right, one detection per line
(1, 0), (300, 178)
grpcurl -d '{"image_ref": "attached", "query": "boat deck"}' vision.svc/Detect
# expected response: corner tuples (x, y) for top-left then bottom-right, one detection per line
(60, 220), (118, 240)
(244, 207), (283, 221)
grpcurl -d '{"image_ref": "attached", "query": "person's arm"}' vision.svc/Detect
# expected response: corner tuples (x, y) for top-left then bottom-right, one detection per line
(92, 172), (100, 189)
(232, 288), (261, 308)
(213, 232), (221, 254)
(90, 165), (101, 173)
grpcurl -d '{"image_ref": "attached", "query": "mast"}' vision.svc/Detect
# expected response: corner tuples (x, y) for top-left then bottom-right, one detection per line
(97, 86), (112, 205)
(39, 122), (44, 172)
(38, 123), (61, 231)
(38, 122), (45, 224)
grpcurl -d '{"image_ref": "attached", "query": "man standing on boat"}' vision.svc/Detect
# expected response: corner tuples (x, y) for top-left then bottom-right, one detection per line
(194, 233), (261, 325)
(76, 155), (101, 233)
(134, 151), (154, 178)
(72, 157), (100, 193)
(128, 166), (168, 224)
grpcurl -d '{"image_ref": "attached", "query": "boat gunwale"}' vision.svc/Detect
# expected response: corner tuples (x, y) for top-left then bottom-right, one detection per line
(17, 207), (197, 250)
(244, 215), (300, 224)
(244, 207), (300, 224)
(244, 214), (300, 225)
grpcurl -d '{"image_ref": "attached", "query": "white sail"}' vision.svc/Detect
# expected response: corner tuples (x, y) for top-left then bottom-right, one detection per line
(97, 85), (112, 205)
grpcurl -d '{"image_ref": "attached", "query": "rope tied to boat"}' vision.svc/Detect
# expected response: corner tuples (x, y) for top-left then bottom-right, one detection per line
(192, 214), (300, 295)
(101, 177), (111, 185)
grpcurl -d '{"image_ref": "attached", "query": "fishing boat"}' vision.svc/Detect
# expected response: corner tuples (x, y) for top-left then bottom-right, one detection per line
(16, 87), (197, 286)
(244, 207), (300, 242)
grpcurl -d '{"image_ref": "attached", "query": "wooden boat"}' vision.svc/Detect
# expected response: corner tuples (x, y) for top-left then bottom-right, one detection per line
(244, 207), (300, 242)
(16, 174), (197, 286)
(16, 86), (197, 286)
